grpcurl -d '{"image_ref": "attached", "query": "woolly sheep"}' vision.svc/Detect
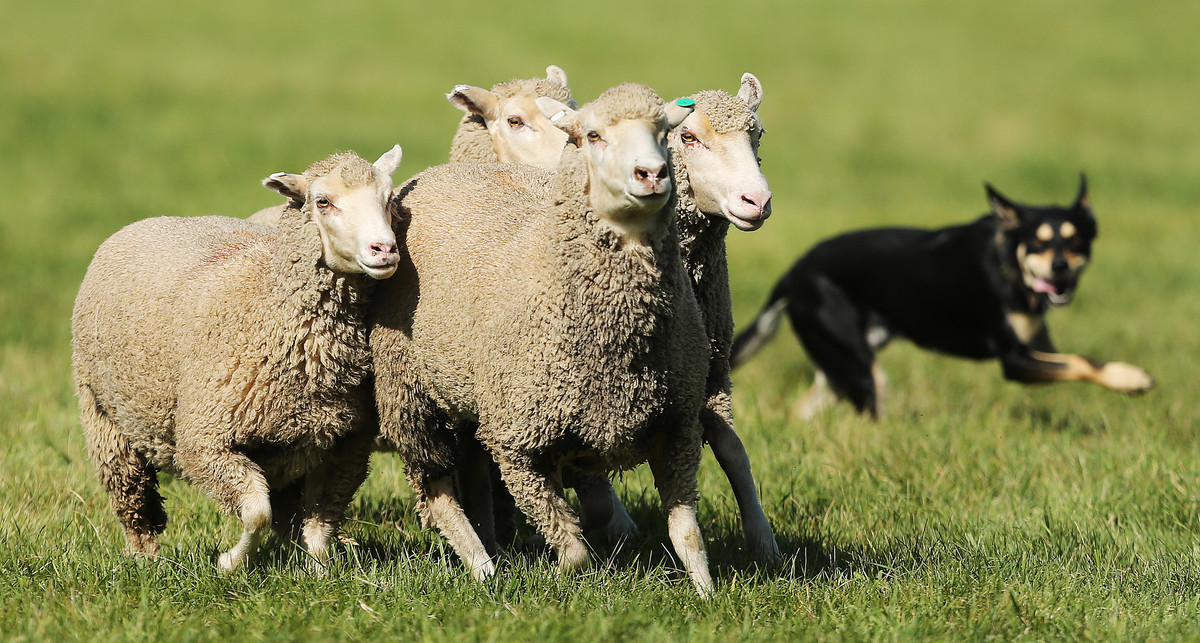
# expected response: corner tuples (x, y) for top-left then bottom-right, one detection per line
(72, 146), (403, 571)
(564, 73), (783, 562)
(446, 64), (575, 168)
(245, 66), (572, 229)
(370, 84), (716, 595)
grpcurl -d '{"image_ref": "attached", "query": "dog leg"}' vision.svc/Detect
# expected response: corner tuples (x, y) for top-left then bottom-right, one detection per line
(794, 371), (839, 420)
(787, 278), (881, 417)
(1003, 350), (1154, 393)
(871, 364), (888, 417)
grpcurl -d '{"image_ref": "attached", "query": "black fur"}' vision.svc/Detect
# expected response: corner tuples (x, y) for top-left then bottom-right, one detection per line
(732, 175), (1151, 417)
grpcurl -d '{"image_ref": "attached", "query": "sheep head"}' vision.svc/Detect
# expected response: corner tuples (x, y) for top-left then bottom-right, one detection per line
(538, 83), (692, 239)
(670, 73), (772, 231)
(262, 145), (403, 279)
(447, 65), (574, 170)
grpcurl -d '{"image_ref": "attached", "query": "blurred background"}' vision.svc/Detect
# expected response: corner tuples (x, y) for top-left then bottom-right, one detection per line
(2, 0), (1199, 634)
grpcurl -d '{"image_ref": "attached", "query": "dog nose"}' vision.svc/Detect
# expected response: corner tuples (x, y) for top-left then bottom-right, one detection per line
(1051, 255), (1069, 274)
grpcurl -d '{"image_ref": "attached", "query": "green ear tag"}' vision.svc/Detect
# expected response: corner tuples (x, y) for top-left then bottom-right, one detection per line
(675, 98), (696, 107)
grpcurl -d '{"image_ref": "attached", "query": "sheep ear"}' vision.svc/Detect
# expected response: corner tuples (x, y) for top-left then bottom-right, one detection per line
(546, 65), (569, 88)
(985, 183), (1022, 231)
(263, 172), (307, 201)
(447, 85), (500, 121)
(738, 73), (764, 112)
(663, 100), (694, 129)
(537, 96), (581, 139)
(373, 145), (403, 178)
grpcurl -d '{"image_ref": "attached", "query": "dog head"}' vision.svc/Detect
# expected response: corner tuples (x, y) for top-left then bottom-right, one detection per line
(989, 175), (1097, 306)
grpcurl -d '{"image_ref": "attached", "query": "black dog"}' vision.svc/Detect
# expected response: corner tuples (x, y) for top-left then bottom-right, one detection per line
(731, 176), (1153, 418)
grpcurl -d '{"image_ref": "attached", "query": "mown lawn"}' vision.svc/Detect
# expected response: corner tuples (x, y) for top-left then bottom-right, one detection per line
(3, 0), (1199, 640)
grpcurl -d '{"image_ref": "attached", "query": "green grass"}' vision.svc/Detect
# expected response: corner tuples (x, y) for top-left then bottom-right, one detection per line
(4, 0), (1200, 639)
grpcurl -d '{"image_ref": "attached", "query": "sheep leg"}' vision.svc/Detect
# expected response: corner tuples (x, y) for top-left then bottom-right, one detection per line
(419, 474), (496, 580)
(701, 403), (781, 564)
(173, 436), (271, 572)
(457, 436), (500, 557)
(78, 384), (166, 556)
(495, 453), (589, 572)
(647, 431), (714, 597)
(270, 478), (304, 544)
(570, 473), (639, 544)
(299, 428), (374, 572)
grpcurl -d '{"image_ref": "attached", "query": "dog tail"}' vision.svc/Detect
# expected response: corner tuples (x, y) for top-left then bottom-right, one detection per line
(731, 293), (789, 369)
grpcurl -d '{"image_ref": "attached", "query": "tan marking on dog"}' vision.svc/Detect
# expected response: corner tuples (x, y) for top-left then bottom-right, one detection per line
(1036, 223), (1054, 242)
(1006, 311), (1045, 344)
(1018, 243), (1053, 279)
(1060, 221), (1076, 239)
(1027, 351), (1154, 393)
(871, 363), (888, 418)
(1064, 250), (1088, 271)
(1096, 362), (1154, 392)
(794, 371), (838, 420)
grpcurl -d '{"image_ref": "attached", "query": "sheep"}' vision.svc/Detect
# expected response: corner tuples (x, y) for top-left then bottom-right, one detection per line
(245, 66), (572, 229)
(446, 64), (575, 168)
(562, 73), (783, 562)
(370, 84), (716, 595)
(72, 146), (403, 571)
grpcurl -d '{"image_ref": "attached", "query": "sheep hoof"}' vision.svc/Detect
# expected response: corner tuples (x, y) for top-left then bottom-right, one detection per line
(749, 536), (783, 567)
(468, 558), (497, 581)
(307, 557), (331, 577)
(217, 551), (248, 573)
(556, 541), (590, 573)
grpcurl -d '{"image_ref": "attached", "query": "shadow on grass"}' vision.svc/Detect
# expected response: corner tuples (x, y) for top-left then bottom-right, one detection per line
(227, 483), (892, 592)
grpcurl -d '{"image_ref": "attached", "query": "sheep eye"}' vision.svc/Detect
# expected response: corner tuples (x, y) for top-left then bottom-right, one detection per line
(680, 131), (697, 144)
(315, 196), (331, 209)
(586, 131), (601, 143)
(507, 116), (524, 129)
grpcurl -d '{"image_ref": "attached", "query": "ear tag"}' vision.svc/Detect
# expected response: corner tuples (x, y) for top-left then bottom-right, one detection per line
(550, 110), (567, 123)
(675, 98), (696, 108)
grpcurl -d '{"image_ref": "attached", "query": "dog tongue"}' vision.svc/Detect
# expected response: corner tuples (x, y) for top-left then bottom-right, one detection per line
(1032, 278), (1058, 294)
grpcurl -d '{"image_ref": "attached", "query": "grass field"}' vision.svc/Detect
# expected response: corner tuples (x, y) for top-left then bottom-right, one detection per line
(4, 0), (1200, 639)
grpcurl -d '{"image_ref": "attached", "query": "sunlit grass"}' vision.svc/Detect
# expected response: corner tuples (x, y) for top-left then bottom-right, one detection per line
(3, 0), (1199, 639)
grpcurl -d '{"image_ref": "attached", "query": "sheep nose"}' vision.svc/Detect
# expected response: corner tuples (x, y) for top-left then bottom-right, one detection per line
(740, 190), (773, 219)
(370, 242), (399, 264)
(633, 162), (669, 190)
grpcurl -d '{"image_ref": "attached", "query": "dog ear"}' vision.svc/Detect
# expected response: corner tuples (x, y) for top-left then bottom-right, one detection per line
(1072, 172), (1098, 238)
(985, 183), (1022, 230)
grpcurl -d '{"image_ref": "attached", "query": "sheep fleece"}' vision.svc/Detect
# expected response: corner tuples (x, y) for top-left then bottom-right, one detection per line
(372, 157), (709, 489)
(72, 214), (376, 516)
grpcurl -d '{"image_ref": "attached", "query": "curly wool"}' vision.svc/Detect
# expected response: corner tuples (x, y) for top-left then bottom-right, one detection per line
(73, 153), (383, 548)
(448, 75), (575, 164)
(688, 90), (762, 134)
(587, 83), (666, 128)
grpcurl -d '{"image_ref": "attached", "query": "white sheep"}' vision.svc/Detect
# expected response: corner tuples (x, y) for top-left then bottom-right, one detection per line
(577, 73), (782, 560)
(245, 67), (572, 229)
(72, 146), (403, 571)
(461, 74), (783, 564)
(446, 65), (575, 168)
(370, 84), (717, 595)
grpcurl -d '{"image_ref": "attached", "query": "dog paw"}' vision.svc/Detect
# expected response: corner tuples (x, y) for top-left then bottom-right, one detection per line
(1100, 362), (1154, 393)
